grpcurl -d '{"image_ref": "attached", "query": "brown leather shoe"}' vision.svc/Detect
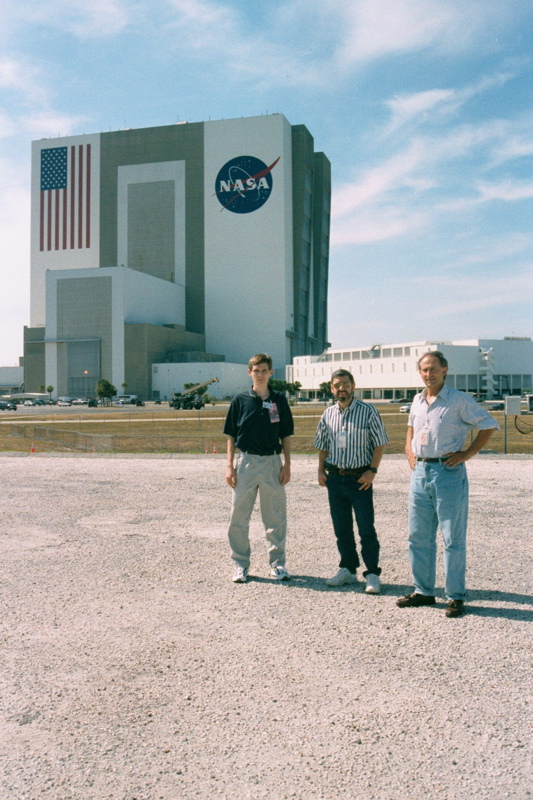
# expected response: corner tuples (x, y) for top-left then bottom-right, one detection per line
(396, 592), (436, 608)
(445, 599), (465, 618)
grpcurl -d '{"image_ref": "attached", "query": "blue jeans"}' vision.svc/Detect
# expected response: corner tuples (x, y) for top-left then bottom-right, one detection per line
(325, 474), (381, 576)
(408, 461), (468, 600)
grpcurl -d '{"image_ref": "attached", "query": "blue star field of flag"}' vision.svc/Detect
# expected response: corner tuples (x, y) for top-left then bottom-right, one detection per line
(40, 147), (68, 191)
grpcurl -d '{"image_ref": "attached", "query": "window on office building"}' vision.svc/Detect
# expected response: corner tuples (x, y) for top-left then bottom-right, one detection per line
(352, 351), (360, 359)
(334, 353), (341, 361)
(468, 375), (478, 392)
(343, 352), (350, 360)
(456, 375), (466, 390)
(404, 347), (410, 355)
(382, 348), (391, 357)
(393, 347), (402, 357)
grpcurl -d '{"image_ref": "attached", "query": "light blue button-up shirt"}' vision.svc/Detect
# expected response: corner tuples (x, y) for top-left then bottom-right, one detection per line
(408, 385), (499, 458)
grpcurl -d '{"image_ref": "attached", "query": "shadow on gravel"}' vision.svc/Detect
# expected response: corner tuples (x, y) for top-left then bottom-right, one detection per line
(465, 606), (532, 621)
(249, 577), (533, 619)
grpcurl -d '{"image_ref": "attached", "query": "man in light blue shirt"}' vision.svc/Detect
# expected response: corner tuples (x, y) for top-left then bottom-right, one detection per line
(397, 351), (499, 617)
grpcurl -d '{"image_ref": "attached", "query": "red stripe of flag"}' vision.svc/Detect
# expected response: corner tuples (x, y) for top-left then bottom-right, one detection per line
(86, 144), (91, 248)
(78, 145), (83, 250)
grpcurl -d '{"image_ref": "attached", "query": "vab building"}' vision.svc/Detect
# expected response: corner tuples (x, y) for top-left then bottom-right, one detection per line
(25, 114), (331, 399)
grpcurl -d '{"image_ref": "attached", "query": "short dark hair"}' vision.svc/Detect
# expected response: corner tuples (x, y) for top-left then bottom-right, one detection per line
(248, 353), (273, 370)
(418, 351), (448, 369)
(331, 368), (355, 383)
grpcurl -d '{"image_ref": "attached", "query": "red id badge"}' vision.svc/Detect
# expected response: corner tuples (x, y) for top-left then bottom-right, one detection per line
(263, 401), (280, 423)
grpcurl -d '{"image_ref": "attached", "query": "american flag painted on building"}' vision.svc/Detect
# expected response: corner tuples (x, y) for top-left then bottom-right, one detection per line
(39, 144), (92, 252)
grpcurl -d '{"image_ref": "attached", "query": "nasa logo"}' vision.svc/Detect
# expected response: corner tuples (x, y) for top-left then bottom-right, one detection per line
(215, 155), (280, 213)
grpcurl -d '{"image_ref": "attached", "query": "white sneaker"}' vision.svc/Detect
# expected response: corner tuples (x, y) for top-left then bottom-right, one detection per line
(270, 565), (291, 581)
(365, 573), (381, 594)
(232, 566), (249, 583)
(325, 567), (358, 587)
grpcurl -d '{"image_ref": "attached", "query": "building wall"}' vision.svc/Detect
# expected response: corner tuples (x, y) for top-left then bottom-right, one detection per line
(31, 134), (101, 326)
(291, 127), (331, 360)
(125, 324), (206, 399)
(29, 115), (330, 393)
(289, 339), (533, 399)
(100, 123), (205, 334)
(0, 366), (24, 392)
(203, 115), (294, 367)
(22, 327), (46, 393)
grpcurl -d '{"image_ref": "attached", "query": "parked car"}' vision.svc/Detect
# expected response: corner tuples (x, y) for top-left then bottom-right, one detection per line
(400, 404), (412, 413)
(56, 400), (71, 407)
(0, 400), (17, 411)
(71, 398), (87, 405)
(87, 398), (98, 408)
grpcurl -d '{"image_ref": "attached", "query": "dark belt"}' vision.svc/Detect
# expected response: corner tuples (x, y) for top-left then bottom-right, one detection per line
(241, 448), (281, 457)
(325, 463), (370, 477)
(416, 457), (445, 463)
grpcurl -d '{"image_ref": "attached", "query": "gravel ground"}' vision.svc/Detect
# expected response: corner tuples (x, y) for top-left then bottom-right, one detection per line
(1, 453), (532, 800)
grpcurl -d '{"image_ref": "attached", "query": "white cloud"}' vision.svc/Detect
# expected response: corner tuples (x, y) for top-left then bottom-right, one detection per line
(412, 267), (533, 319)
(164, 0), (327, 87)
(331, 0), (516, 69)
(478, 180), (533, 203)
(0, 0), (133, 41)
(384, 70), (516, 134)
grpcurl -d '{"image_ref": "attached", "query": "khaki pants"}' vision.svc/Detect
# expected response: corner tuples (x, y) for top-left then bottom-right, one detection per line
(227, 453), (287, 569)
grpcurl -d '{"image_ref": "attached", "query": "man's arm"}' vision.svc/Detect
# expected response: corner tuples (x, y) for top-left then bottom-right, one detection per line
(444, 428), (496, 466)
(279, 436), (291, 486)
(358, 444), (385, 490)
(317, 449), (329, 486)
(405, 426), (417, 470)
(226, 436), (237, 488)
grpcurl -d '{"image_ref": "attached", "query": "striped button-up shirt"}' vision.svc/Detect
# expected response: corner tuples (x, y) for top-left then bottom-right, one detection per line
(314, 399), (389, 469)
(408, 385), (499, 458)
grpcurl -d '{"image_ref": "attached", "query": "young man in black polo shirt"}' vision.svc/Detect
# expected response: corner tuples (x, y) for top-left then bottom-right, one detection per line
(224, 353), (294, 583)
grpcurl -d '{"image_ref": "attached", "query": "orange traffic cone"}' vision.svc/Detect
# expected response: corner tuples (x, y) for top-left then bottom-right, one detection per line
(212, 444), (217, 454)
(30, 442), (35, 453)
(204, 445), (209, 454)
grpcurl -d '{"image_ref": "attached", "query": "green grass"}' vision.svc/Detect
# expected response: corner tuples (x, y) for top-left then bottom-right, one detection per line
(1, 405), (531, 455)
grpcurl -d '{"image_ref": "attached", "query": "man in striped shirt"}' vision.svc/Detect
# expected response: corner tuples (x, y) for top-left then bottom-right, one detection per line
(314, 369), (389, 593)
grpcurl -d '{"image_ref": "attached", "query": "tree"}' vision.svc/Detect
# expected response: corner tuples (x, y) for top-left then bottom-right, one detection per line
(96, 379), (117, 405)
(269, 379), (288, 393)
(319, 381), (332, 399)
(286, 381), (302, 396)
(39, 384), (46, 393)
(46, 385), (54, 400)
(121, 382), (128, 393)
(184, 382), (207, 396)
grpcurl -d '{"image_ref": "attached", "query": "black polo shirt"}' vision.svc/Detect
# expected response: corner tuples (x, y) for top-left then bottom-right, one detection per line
(223, 389), (294, 454)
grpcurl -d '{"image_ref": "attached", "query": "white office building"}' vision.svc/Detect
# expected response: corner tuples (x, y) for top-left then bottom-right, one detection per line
(287, 338), (533, 400)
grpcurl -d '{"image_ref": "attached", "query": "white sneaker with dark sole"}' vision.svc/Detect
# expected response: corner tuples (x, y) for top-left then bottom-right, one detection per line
(325, 567), (358, 586)
(232, 566), (249, 583)
(365, 573), (381, 594)
(270, 566), (290, 581)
